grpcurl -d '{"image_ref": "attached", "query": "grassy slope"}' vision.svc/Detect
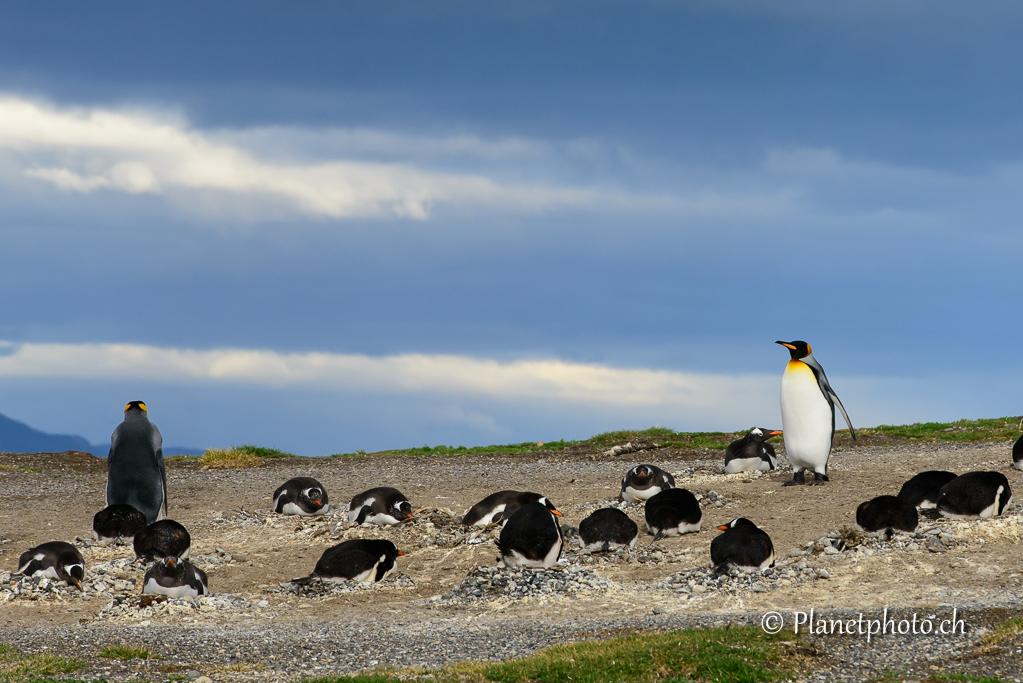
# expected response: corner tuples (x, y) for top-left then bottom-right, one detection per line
(332, 416), (1023, 458)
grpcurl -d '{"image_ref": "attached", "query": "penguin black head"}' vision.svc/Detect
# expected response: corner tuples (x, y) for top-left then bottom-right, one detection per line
(124, 400), (148, 414)
(538, 497), (563, 517)
(717, 517), (757, 530)
(393, 500), (414, 520)
(158, 556), (185, 578)
(633, 465), (653, 482)
(746, 428), (782, 442)
(304, 487), (324, 507)
(776, 340), (811, 360)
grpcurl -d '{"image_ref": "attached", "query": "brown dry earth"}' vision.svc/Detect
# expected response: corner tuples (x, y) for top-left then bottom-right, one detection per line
(1, 439), (1022, 682)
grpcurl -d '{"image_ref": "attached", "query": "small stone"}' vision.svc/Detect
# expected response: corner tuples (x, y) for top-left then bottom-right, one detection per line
(652, 605), (664, 614)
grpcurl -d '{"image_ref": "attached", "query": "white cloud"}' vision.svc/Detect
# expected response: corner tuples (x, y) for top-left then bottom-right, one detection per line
(0, 95), (604, 220)
(0, 341), (778, 421)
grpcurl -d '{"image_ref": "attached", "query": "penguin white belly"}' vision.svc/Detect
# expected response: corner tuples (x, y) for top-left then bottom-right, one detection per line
(623, 486), (659, 503)
(364, 512), (402, 526)
(1014, 460), (1023, 472)
(473, 504), (506, 526)
(280, 501), (327, 516)
(724, 458), (760, 474)
(144, 578), (200, 598)
(780, 361), (833, 473)
(347, 498), (376, 522)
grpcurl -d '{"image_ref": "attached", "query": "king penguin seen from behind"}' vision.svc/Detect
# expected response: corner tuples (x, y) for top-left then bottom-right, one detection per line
(776, 341), (855, 486)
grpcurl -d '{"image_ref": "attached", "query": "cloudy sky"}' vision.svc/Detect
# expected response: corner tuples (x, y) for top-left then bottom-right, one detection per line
(0, 2), (1021, 454)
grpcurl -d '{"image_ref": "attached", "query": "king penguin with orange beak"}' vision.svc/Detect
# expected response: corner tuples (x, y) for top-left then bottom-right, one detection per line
(776, 341), (855, 485)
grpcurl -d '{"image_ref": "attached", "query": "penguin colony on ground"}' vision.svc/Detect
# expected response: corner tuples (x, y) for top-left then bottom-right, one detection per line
(11, 340), (1023, 595)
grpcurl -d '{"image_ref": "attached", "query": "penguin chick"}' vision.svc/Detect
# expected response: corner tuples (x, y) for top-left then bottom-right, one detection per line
(347, 487), (413, 525)
(856, 495), (919, 534)
(296, 539), (404, 584)
(462, 491), (558, 527)
(897, 471), (958, 509)
(710, 518), (775, 573)
(93, 504), (148, 544)
(578, 508), (638, 551)
(273, 477), (329, 516)
(619, 464), (675, 504)
(17, 541), (84, 590)
(723, 428), (782, 474)
(776, 341), (855, 486)
(645, 488), (702, 540)
(106, 400), (167, 524)
(938, 471), (1013, 520)
(134, 519), (191, 562)
(497, 501), (564, 568)
(143, 556), (208, 598)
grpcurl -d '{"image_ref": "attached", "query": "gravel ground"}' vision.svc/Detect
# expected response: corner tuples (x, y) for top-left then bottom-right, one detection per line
(2, 441), (1023, 681)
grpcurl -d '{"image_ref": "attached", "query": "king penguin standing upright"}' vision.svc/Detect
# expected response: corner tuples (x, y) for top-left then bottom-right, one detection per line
(776, 341), (855, 486)
(106, 401), (167, 524)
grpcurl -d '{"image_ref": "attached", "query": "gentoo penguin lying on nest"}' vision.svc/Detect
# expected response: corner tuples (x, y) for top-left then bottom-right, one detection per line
(856, 495), (919, 534)
(578, 508), (638, 551)
(897, 471), (957, 509)
(273, 477), (329, 516)
(710, 518), (775, 573)
(295, 539), (403, 584)
(93, 503), (148, 544)
(143, 556), (208, 598)
(645, 488), (702, 540)
(937, 471), (1013, 519)
(497, 502), (564, 568)
(462, 491), (558, 527)
(17, 541), (84, 591)
(134, 519), (191, 562)
(348, 487), (413, 525)
(619, 464), (675, 503)
(723, 428), (782, 473)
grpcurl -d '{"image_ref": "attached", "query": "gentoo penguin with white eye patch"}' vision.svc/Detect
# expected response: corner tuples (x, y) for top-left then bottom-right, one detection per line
(938, 471), (1014, 519)
(856, 495), (919, 534)
(645, 488), (702, 540)
(93, 504), (148, 544)
(462, 491), (558, 527)
(578, 508), (638, 551)
(134, 519), (191, 562)
(497, 501), (564, 568)
(724, 428), (782, 473)
(273, 477), (329, 516)
(619, 464), (675, 504)
(1012, 434), (1023, 471)
(897, 471), (958, 509)
(17, 541), (84, 591)
(347, 487), (413, 525)
(295, 539), (403, 584)
(776, 341), (855, 485)
(106, 401), (167, 524)
(710, 518), (775, 573)
(143, 556), (208, 598)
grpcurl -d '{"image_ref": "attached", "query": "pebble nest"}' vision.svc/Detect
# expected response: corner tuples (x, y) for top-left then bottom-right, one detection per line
(439, 564), (616, 603)
(98, 592), (260, 620)
(656, 562), (831, 597)
(269, 573), (417, 597)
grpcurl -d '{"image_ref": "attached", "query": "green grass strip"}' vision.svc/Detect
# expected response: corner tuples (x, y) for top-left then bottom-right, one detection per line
(303, 626), (803, 683)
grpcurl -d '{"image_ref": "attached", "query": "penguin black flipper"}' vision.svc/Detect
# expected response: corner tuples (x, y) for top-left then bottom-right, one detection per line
(801, 355), (856, 439)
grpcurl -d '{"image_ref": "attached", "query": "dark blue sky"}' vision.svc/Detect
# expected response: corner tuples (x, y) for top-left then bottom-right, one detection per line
(0, 2), (1020, 454)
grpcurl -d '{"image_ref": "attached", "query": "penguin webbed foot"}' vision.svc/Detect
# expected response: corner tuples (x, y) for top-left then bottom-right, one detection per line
(291, 574), (318, 585)
(783, 475), (805, 486)
(652, 531), (665, 542)
(712, 563), (730, 576)
(807, 473), (828, 486)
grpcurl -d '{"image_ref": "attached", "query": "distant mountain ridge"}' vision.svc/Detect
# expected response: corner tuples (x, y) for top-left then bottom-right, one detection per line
(0, 412), (203, 457)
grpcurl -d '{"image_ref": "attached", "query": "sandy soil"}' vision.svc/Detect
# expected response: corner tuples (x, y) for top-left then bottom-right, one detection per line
(1, 440), (1022, 681)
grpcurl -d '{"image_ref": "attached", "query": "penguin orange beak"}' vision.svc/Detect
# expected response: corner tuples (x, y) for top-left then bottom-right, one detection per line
(717, 525), (730, 531)
(776, 341), (797, 350)
(72, 578), (83, 591)
(166, 557), (176, 565)
(397, 551), (404, 556)
(551, 510), (563, 517)
(768, 431), (782, 436)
